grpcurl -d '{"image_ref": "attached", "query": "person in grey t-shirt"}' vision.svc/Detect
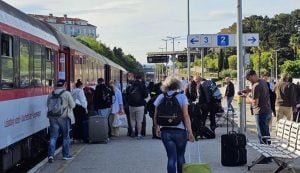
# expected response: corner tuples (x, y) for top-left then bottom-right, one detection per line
(240, 69), (272, 145)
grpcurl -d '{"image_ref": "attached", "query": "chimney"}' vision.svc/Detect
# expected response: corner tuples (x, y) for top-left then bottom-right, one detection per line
(49, 13), (53, 17)
(64, 14), (67, 19)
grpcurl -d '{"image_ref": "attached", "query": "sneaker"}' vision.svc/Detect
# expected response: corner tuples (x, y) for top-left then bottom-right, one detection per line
(136, 135), (143, 140)
(62, 156), (73, 160)
(48, 156), (54, 163)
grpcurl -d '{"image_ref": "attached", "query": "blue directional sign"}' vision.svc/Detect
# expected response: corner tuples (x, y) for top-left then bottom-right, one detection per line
(217, 35), (229, 46)
(187, 33), (259, 48)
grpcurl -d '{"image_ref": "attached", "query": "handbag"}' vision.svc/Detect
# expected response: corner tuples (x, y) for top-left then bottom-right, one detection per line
(112, 113), (128, 128)
(183, 141), (212, 173)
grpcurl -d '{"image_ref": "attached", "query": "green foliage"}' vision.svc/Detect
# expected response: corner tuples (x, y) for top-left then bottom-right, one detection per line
(250, 51), (272, 71)
(228, 55), (237, 70)
(76, 36), (142, 73)
(280, 60), (300, 78)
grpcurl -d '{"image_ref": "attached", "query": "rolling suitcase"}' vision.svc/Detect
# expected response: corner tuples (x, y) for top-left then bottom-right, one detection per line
(221, 110), (247, 166)
(88, 116), (109, 143)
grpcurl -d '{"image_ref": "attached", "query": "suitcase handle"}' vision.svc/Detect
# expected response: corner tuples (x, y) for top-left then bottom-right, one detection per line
(187, 141), (201, 163)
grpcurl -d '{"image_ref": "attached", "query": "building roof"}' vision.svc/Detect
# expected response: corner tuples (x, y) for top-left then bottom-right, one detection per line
(29, 14), (96, 27)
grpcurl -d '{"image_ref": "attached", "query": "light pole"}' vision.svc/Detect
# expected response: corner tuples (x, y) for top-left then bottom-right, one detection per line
(187, 0), (191, 81)
(237, 0), (246, 134)
(167, 36), (180, 76)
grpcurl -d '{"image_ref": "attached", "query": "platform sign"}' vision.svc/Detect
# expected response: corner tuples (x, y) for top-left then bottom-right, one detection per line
(147, 55), (169, 63)
(187, 33), (259, 48)
(201, 34), (213, 48)
(187, 34), (200, 48)
(177, 54), (195, 62)
(217, 35), (229, 46)
(243, 33), (259, 47)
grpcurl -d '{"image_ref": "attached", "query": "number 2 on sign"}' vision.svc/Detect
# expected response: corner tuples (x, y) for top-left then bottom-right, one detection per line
(220, 36), (226, 44)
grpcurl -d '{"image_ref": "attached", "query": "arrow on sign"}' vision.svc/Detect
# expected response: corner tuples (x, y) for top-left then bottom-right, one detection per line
(190, 38), (199, 44)
(247, 37), (256, 44)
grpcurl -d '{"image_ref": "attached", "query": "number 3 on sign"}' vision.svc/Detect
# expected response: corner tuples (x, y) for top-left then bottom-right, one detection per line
(203, 36), (208, 43)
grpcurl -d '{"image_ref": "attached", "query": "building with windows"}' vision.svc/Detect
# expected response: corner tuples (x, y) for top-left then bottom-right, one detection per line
(29, 14), (98, 38)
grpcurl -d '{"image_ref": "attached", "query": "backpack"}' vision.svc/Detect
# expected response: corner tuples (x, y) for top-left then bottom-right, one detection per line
(47, 90), (66, 117)
(202, 80), (222, 102)
(147, 95), (158, 118)
(128, 84), (142, 105)
(157, 92), (183, 126)
(101, 86), (113, 106)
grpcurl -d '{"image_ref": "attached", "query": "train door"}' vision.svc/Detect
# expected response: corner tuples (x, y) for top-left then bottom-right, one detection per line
(104, 64), (111, 85)
(119, 70), (123, 91)
(58, 48), (70, 90)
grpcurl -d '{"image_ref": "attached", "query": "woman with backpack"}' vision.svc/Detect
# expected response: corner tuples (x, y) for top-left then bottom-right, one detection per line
(153, 77), (195, 173)
(71, 79), (88, 143)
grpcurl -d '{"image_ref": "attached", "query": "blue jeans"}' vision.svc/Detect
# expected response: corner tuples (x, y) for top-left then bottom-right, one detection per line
(227, 96), (234, 112)
(48, 117), (71, 158)
(161, 129), (187, 173)
(97, 108), (111, 118)
(255, 113), (272, 144)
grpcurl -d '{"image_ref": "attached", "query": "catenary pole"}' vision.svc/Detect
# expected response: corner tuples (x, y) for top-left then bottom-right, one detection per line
(237, 0), (246, 133)
(187, 0), (191, 81)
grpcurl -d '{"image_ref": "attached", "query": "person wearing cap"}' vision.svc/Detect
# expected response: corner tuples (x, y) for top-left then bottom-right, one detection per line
(242, 70), (272, 143)
(225, 77), (235, 112)
(47, 79), (76, 163)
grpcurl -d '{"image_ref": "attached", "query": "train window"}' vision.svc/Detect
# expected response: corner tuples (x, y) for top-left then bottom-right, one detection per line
(45, 48), (54, 86)
(0, 34), (14, 89)
(32, 44), (42, 87)
(19, 39), (30, 88)
(1, 34), (13, 57)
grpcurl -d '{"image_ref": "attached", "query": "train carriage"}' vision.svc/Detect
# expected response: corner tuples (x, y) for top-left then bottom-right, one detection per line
(0, 1), (127, 172)
(0, 1), (60, 172)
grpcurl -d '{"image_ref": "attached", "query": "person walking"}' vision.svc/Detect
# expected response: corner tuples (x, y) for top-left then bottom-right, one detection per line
(47, 79), (75, 163)
(274, 74), (296, 121)
(225, 77), (235, 112)
(153, 77), (194, 173)
(125, 73), (148, 139)
(71, 79), (88, 143)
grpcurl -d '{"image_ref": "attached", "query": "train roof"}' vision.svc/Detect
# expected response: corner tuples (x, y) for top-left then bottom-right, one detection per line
(55, 32), (106, 63)
(0, 1), (59, 46)
(54, 31), (127, 72)
(104, 57), (127, 72)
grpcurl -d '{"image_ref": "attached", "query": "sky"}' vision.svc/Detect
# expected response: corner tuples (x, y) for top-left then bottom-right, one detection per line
(6, 0), (300, 64)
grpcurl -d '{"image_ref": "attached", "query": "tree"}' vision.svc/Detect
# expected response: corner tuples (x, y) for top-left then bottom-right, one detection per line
(228, 55), (237, 70)
(76, 36), (142, 73)
(280, 60), (300, 78)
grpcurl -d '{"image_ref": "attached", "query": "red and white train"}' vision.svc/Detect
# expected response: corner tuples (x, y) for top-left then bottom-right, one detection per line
(0, 1), (127, 171)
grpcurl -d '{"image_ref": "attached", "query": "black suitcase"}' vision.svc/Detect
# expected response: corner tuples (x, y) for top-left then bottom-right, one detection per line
(221, 111), (247, 166)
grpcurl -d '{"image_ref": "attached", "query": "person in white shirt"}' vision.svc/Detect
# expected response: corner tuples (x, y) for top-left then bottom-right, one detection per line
(71, 79), (88, 143)
(109, 80), (124, 137)
(180, 77), (188, 91)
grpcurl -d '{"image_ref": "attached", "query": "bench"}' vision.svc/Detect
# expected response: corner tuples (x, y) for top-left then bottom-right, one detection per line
(247, 119), (300, 173)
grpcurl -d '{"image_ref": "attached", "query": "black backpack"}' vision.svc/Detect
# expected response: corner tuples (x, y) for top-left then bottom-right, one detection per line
(128, 84), (142, 105)
(201, 80), (222, 102)
(157, 92), (183, 126)
(102, 86), (113, 106)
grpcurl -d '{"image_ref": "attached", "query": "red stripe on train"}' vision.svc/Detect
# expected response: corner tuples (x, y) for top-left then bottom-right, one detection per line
(0, 22), (59, 49)
(0, 87), (54, 101)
